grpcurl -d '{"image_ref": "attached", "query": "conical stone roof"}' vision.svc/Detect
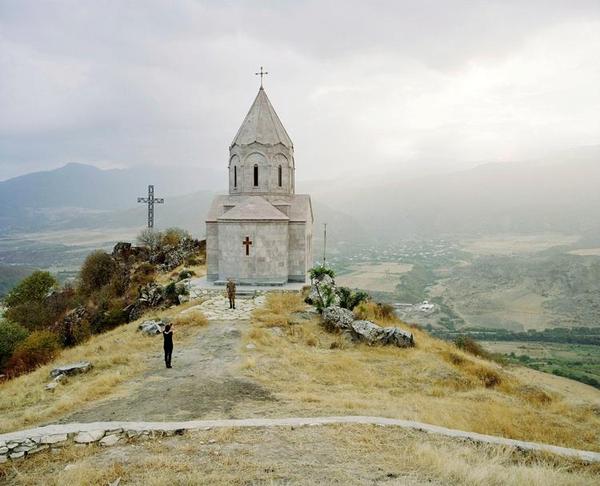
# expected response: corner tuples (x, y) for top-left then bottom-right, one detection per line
(231, 88), (293, 148)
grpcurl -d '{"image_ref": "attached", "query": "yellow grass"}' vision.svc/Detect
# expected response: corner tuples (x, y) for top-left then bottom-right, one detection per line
(172, 309), (208, 327)
(242, 293), (600, 452)
(2, 425), (598, 485)
(0, 301), (201, 433)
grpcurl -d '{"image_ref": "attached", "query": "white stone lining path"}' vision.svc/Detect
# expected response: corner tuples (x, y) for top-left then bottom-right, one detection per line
(2, 416), (600, 464)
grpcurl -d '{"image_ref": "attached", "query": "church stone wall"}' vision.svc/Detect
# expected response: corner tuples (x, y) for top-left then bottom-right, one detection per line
(217, 221), (289, 284)
(206, 222), (219, 281)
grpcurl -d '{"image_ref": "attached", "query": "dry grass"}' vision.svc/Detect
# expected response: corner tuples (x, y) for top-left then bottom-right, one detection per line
(251, 291), (306, 327)
(242, 293), (600, 452)
(172, 309), (208, 327)
(2, 425), (598, 485)
(0, 300), (202, 433)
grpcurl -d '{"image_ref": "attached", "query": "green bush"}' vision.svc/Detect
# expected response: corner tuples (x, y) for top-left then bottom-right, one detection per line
(5, 271), (57, 308)
(309, 264), (335, 281)
(0, 320), (29, 371)
(79, 251), (118, 295)
(337, 287), (370, 311)
(178, 269), (196, 281)
(5, 330), (60, 376)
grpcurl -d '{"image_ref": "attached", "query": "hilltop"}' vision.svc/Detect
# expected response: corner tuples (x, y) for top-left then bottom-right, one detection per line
(1, 262), (600, 484)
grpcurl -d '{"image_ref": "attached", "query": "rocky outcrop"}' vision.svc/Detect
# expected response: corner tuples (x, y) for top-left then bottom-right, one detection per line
(351, 320), (414, 347)
(322, 306), (354, 331)
(322, 305), (414, 348)
(50, 361), (92, 378)
(137, 320), (165, 335)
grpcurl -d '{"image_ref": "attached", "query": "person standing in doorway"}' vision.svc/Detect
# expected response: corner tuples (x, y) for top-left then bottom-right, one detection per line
(226, 279), (236, 309)
(163, 324), (174, 368)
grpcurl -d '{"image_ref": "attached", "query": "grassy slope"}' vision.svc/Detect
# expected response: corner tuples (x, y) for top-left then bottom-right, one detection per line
(243, 294), (600, 453)
(0, 299), (207, 433)
(3, 425), (599, 485)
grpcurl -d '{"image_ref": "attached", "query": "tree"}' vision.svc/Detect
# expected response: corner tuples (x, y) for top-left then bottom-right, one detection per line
(0, 320), (29, 371)
(79, 251), (118, 295)
(162, 227), (191, 247)
(4, 271), (57, 308)
(4, 271), (59, 330)
(137, 228), (162, 251)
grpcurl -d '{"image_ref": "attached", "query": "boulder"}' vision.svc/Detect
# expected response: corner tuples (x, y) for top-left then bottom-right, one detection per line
(137, 320), (165, 335)
(112, 242), (132, 259)
(322, 306), (355, 331)
(74, 430), (105, 444)
(50, 361), (92, 378)
(350, 320), (414, 348)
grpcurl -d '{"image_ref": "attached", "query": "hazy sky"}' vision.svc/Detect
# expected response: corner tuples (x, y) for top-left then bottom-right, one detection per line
(1, 0), (599, 181)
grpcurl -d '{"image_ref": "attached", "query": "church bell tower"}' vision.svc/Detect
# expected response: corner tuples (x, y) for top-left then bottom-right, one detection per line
(228, 86), (295, 196)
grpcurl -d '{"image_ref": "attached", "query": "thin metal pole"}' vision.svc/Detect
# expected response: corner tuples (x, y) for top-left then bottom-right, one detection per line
(323, 223), (327, 264)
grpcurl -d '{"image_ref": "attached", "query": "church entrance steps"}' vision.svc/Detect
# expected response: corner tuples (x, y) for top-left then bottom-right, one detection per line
(3, 416), (600, 464)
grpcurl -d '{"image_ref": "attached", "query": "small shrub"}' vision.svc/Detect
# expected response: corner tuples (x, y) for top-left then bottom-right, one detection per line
(162, 227), (191, 247)
(5, 331), (60, 376)
(79, 251), (118, 296)
(337, 287), (369, 311)
(353, 301), (398, 323)
(137, 228), (163, 251)
(454, 335), (489, 359)
(308, 264), (335, 281)
(0, 320), (29, 371)
(178, 269), (196, 281)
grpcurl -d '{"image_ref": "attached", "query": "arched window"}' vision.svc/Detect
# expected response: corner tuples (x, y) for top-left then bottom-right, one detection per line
(253, 164), (259, 187)
(234, 166), (237, 188)
(278, 165), (282, 187)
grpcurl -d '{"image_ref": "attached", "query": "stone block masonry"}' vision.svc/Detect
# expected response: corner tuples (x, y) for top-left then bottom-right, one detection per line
(2, 416), (600, 464)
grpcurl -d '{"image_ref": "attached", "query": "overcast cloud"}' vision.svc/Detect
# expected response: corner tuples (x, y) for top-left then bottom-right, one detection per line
(1, 0), (599, 181)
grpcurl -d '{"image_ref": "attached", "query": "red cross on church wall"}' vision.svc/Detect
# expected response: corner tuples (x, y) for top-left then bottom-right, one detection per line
(243, 236), (252, 256)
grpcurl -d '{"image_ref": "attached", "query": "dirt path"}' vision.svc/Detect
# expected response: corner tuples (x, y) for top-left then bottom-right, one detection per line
(61, 320), (273, 423)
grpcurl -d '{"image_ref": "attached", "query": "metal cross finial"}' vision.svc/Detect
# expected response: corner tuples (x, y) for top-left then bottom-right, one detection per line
(254, 66), (268, 88)
(137, 184), (164, 228)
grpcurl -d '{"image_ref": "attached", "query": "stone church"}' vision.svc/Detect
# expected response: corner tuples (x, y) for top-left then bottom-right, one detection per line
(205, 85), (313, 285)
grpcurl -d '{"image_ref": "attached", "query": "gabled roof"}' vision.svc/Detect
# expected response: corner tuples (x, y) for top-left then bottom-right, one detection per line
(231, 88), (293, 148)
(218, 196), (289, 221)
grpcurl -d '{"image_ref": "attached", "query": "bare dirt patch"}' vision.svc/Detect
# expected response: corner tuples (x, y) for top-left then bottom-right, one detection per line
(337, 262), (413, 292)
(60, 321), (273, 423)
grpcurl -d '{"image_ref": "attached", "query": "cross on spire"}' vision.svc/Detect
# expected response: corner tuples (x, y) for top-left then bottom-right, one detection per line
(254, 66), (268, 89)
(137, 184), (164, 228)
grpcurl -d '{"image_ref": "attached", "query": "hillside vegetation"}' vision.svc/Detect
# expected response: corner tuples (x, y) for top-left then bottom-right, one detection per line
(243, 294), (600, 453)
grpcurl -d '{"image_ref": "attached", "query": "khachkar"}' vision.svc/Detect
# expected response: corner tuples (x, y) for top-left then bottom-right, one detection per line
(205, 70), (314, 285)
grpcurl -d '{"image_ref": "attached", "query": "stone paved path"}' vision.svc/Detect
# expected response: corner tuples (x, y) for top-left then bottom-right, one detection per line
(2, 416), (600, 464)
(183, 294), (266, 321)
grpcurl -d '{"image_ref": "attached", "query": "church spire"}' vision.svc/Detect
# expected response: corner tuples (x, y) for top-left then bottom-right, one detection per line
(230, 87), (293, 148)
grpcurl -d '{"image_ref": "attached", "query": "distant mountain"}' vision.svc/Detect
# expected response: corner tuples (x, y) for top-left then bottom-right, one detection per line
(310, 146), (600, 241)
(0, 163), (224, 233)
(2, 146), (599, 241)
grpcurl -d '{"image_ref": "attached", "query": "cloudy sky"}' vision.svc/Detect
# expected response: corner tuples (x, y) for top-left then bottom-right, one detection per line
(1, 0), (599, 181)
